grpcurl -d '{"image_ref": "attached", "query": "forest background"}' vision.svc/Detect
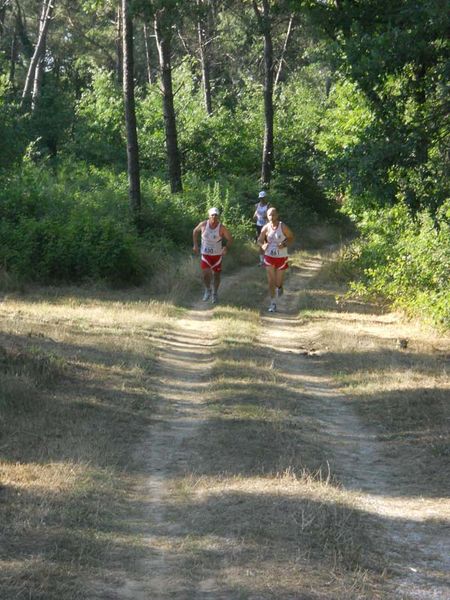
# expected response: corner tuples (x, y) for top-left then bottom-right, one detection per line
(0, 0), (449, 329)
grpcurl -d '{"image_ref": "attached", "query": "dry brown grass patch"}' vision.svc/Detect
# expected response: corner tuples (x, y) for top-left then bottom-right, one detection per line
(0, 292), (176, 599)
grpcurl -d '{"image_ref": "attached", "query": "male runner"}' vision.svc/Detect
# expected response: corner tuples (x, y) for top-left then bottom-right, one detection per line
(253, 190), (270, 266)
(257, 207), (294, 312)
(193, 207), (233, 304)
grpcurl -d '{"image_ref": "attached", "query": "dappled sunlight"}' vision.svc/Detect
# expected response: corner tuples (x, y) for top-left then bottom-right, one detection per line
(2, 247), (448, 599)
(168, 471), (450, 524)
(0, 460), (88, 492)
(0, 297), (179, 328)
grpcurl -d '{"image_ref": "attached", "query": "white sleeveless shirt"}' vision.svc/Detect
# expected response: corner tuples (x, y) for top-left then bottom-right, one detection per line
(201, 221), (223, 255)
(265, 222), (288, 257)
(255, 202), (269, 226)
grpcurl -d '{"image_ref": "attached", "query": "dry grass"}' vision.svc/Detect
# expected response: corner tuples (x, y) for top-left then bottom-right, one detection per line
(147, 239), (259, 304)
(151, 249), (448, 598)
(0, 291), (178, 600)
(153, 285), (387, 599)
(2, 243), (448, 599)
(164, 469), (376, 598)
(290, 260), (450, 497)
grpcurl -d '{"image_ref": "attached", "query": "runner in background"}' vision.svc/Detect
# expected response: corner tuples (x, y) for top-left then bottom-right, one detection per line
(253, 190), (270, 266)
(257, 207), (294, 313)
(192, 207), (233, 304)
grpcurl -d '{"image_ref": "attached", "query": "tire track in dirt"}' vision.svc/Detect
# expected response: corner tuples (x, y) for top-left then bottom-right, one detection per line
(93, 253), (448, 598)
(261, 252), (450, 599)
(102, 269), (253, 599)
(116, 302), (217, 599)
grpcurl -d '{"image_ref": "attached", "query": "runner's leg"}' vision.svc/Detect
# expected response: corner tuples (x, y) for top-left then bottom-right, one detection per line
(212, 271), (221, 293)
(266, 265), (277, 300)
(275, 269), (285, 290)
(203, 269), (212, 290)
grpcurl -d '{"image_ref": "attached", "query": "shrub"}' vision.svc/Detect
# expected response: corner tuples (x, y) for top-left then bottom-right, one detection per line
(347, 201), (450, 329)
(0, 162), (143, 285)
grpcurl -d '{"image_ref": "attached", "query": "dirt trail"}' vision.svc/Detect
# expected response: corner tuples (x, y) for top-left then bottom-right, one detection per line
(103, 253), (448, 599)
(261, 255), (450, 599)
(101, 300), (217, 599)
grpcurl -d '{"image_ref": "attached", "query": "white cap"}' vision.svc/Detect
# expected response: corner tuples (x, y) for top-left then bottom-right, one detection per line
(258, 191), (267, 198)
(208, 207), (220, 216)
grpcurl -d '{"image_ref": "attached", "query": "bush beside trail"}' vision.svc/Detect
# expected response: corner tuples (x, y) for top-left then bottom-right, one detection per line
(341, 201), (450, 330)
(0, 162), (317, 288)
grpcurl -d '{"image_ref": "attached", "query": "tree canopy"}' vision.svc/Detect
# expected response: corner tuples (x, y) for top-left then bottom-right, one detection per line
(0, 0), (448, 325)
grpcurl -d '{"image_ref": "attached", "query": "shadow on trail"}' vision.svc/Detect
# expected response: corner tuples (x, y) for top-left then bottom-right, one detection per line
(0, 329), (158, 468)
(173, 315), (449, 499)
(1, 253), (448, 599)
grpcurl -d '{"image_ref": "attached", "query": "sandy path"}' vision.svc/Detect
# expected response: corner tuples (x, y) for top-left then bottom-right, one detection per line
(98, 253), (449, 599)
(261, 255), (450, 599)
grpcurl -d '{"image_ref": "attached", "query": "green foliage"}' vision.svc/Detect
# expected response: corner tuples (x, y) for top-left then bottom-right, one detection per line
(315, 79), (373, 161)
(0, 161), (261, 287)
(275, 67), (337, 219)
(30, 75), (75, 159)
(172, 63), (262, 177)
(0, 162), (143, 285)
(0, 76), (29, 167)
(69, 69), (126, 167)
(137, 83), (166, 174)
(307, 0), (449, 214)
(347, 202), (450, 329)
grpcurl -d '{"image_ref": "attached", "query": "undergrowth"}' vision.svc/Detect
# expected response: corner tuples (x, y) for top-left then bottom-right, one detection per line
(340, 201), (450, 330)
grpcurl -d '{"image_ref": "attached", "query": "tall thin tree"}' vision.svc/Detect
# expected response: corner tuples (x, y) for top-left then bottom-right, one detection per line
(9, 26), (17, 86)
(274, 13), (294, 89)
(154, 7), (182, 193)
(21, 0), (54, 109)
(252, 0), (274, 186)
(143, 21), (156, 84)
(116, 5), (122, 84)
(122, 0), (141, 221)
(197, 0), (212, 115)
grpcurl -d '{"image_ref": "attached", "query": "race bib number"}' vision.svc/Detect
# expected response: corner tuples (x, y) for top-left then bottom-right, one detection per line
(269, 248), (279, 256)
(203, 246), (214, 254)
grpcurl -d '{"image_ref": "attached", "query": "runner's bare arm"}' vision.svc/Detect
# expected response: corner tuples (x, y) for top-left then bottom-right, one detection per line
(257, 225), (268, 251)
(221, 225), (233, 254)
(280, 224), (295, 248)
(192, 221), (206, 254)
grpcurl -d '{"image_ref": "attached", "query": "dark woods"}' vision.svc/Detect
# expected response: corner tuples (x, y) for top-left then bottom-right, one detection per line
(0, 0), (448, 326)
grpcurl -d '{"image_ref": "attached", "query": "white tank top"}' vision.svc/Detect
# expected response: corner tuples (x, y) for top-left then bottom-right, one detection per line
(201, 221), (223, 255)
(255, 202), (269, 226)
(265, 222), (288, 257)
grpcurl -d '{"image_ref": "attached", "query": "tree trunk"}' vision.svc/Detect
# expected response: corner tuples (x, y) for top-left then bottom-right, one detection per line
(197, 0), (212, 115)
(31, 31), (46, 110)
(253, 0), (274, 186)
(122, 0), (141, 221)
(9, 28), (17, 86)
(0, 4), (6, 37)
(154, 10), (182, 193)
(274, 13), (294, 89)
(21, 0), (53, 108)
(15, 2), (33, 60)
(143, 21), (156, 84)
(116, 5), (122, 84)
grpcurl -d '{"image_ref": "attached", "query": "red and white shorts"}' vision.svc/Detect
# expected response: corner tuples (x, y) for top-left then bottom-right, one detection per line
(201, 254), (222, 272)
(264, 255), (289, 271)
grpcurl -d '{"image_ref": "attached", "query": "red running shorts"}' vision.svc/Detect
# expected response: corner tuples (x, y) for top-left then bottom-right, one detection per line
(201, 254), (223, 272)
(263, 256), (289, 271)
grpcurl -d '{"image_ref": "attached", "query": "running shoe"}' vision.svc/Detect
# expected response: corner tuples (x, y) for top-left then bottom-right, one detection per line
(202, 288), (211, 301)
(268, 301), (276, 313)
(276, 286), (284, 297)
(211, 292), (218, 304)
